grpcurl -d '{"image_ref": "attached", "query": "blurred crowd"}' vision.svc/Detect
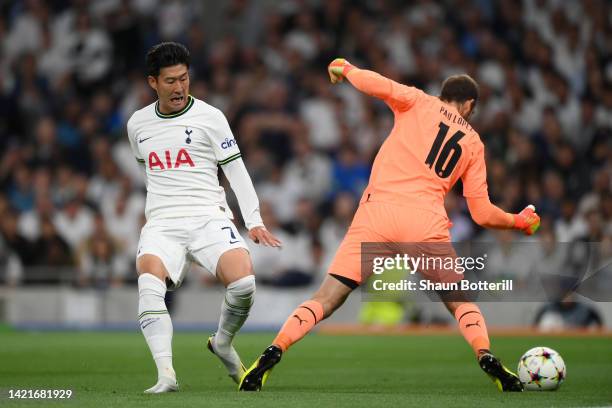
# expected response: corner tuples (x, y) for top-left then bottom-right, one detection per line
(0, 0), (610, 289)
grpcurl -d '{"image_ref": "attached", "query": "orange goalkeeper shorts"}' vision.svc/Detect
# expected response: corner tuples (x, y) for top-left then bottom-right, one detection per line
(327, 201), (460, 286)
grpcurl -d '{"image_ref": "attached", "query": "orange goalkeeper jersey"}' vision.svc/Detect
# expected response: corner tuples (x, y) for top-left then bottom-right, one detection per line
(347, 69), (488, 220)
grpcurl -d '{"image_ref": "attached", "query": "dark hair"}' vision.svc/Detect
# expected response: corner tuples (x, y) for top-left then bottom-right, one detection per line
(145, 42), (190, 77)
(440, 74), (479, 104)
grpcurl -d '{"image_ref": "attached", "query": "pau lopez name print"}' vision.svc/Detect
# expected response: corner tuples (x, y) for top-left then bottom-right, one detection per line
(148, 149), (195, 170)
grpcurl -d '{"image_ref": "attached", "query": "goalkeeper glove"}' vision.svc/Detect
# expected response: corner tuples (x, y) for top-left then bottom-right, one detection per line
(328, 58), (355, 84)
(513, 205), (541, 235)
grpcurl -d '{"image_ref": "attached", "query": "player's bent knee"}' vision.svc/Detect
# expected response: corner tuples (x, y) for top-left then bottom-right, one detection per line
(216, 248), (253, 286)
(225, 274), (256, 310)
(137, 254), (169, 283)
(138, 273), (167, 296)
(227, 274), (256, 296)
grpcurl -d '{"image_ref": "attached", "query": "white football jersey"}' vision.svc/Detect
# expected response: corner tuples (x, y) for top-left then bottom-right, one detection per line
(127, 95), (244, 221)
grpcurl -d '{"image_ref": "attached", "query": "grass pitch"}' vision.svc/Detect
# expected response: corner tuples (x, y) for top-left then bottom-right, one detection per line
(1, 330), (611, 407)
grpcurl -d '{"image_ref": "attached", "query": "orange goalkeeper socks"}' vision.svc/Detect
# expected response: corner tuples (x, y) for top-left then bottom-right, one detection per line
(273, 300), (324, 352)
(454, 303), (490, 356)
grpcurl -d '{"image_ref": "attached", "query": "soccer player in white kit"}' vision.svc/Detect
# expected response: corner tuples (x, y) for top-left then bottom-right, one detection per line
(127, 42), (281, 393)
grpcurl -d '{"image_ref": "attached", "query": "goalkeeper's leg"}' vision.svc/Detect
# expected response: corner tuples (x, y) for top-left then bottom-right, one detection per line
(239, 275), (355, 391)
(273, 274), (354, 351)
(442, 295), (522, 392)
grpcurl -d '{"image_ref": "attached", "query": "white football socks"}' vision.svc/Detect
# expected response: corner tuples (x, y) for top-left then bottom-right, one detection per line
(212, 275), (256, 380)
(138, 273), (176, 388)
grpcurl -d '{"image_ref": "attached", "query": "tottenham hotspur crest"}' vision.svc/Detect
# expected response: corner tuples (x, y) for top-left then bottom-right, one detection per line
(185, 128), (192, 144)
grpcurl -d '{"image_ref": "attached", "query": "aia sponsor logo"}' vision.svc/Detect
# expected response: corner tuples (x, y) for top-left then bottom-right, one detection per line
(148, 149), (195, 170)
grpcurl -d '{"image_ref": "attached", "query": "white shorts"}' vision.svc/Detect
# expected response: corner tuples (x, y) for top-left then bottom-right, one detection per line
(136, 216), (248, 289)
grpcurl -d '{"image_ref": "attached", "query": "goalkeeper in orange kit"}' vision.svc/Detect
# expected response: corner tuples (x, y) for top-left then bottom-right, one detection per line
(240, 58), (540, 392)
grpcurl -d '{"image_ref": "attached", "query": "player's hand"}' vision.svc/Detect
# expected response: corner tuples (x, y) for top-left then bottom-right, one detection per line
(328, 58), (355, 84)
(513, 205), (541, 235)
(248, 226), (282, 247)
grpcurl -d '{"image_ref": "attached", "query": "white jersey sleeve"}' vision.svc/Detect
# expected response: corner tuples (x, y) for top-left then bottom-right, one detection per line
(126, 116), (144, 164)
(207, 108), (242, 165)
(207, 109), (263, 229)
(221, 158), (264, 230)
(126, 116), (147, 188)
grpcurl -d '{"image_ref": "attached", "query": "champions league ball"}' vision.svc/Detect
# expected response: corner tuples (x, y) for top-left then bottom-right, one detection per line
(517, 347), (566, 391)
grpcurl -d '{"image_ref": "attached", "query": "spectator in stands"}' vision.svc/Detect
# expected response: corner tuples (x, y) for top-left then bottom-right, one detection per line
(101, 176), (144, 259)
(330, 144), (369, 200)
(256, 164), (300, 223)
(484, 229), (538, 285)
(77, 214), (128, 288)
(282, 136), (332, 206)
(7, 165), (35, 212)
(0, 210), (35, 265)
(25, 217), (73, 283)
(68, 10), (113, 90)
(300, 76), (342, 151)
(319, 192), (356, 272)
(53, 197), (94, 250)
(18, 194), (55, 242)
(0, 233), (23, 286)
(31, 116), (64, 169)
(248, 201), (316, 287)
(534, 294), (603, 332)
(555, 199), (587, 242)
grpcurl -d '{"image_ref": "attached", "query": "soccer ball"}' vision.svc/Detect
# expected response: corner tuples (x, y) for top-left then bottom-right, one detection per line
(517, 346), (566, 391)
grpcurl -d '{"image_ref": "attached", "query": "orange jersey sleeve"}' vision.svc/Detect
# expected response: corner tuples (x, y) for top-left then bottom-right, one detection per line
(460, 141), (513, 227)
(466, 196), (514, 228)
(461, 139), (489, 198)
(345, 68), (423, 112)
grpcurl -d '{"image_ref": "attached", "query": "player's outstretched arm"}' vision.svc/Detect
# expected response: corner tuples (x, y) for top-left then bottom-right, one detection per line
(222, 159), (282, 247)
(466, 196), (540, 236)
(462, 139), (539, 236)
(328, 58), (421, 110)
